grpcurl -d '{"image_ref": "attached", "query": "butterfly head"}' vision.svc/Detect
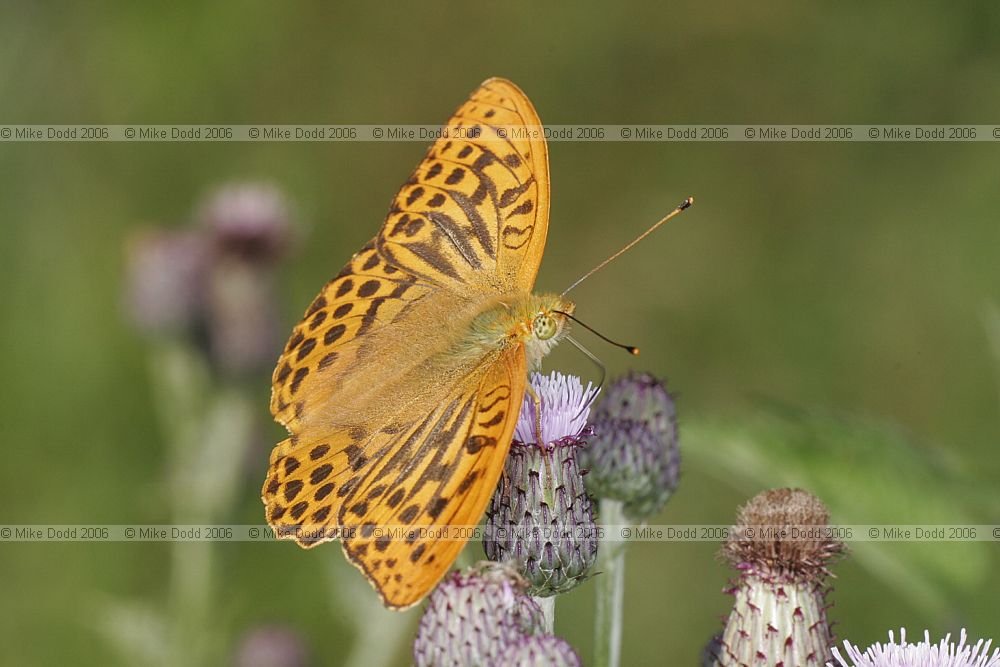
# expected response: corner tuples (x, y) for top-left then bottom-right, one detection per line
(527, 295), (574, 340)
(515, 294), (574, 369)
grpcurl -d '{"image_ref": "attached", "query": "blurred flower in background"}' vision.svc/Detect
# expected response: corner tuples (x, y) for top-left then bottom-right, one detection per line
(198, 182), (293, 264)
(114, 182), (297, 667)
(199, 182), (293, 377)
(707, 488), (845, 667)
(234, 625), (312, 667)
(125, 227), (209, 338)
(125, 181), (294, 376)
(828, 628), (1000, 667)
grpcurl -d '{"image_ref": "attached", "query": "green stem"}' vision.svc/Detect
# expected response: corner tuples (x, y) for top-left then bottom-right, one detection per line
(149, 341), (209, 667)
(533, 595), (555, 634)
(595, 498), (628, 667)
(149, 341), (255, 666)
(326, 556), (415, 667)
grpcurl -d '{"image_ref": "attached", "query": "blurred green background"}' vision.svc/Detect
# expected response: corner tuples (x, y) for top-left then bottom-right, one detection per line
(2, 2), (998, 665)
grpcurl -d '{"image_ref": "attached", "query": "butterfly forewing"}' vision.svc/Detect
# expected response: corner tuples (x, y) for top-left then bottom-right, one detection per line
(269, 239), (436, 431)
(377, 78), (549, 292)
(263, 77), (550, 608)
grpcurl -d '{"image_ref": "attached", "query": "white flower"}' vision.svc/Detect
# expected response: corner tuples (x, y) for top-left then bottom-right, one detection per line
(829, 628), (1000, 667)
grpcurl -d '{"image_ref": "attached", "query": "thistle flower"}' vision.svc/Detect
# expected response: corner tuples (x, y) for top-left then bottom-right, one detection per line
(484, 372), (598, 597)
(234, 625), (310, 667)
(707, 488), (845, 667)
(829, 628), (1000, 667)
(125, 182), (294, 376)
(412, 562), (544, 667)
(198, 183), (294, 375)
(124, 227), (209, 337)
(581, 372), (679, 520)
(198, 182), (293, 263)
(498, 634), (583, 667)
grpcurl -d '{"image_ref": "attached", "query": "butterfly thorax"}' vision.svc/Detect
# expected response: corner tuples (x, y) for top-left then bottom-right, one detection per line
(462, 292), (574, 371)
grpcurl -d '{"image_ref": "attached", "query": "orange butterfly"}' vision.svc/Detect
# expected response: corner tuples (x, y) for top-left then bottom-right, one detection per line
(263, 78), (573, 609)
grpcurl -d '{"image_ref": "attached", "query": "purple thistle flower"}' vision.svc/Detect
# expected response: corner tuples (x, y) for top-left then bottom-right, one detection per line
(412, 562), (544, 667)
(125, 182), (295, 376)
(198, 182), (294, 375)
(499, 634), (583, 667)
(234, 624), (310, 667)
(513, 371), (595, 446)
(829, 628), (1000, 667)
(198, 182), (293, 263)
(124, 227), (209, 337)
(485, 372), (598, 596)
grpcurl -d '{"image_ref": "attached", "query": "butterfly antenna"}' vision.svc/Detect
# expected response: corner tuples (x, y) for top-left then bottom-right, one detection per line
(554, 310), (640, 356)
(560, 196), (694, 296)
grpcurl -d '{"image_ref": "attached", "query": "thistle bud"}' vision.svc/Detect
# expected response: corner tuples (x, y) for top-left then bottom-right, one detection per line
(412, 562), (544, 667)
(829, 628), (1000, 667)
(707, 488), (844, 667)
(499, 634), (583, 667)
(484, 372), (598, 597)
(581, 372), (679, 520)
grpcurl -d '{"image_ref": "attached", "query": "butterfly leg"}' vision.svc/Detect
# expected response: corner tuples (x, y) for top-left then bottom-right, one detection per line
(524, 382), (556, 499)
(524, 383), (545, 445)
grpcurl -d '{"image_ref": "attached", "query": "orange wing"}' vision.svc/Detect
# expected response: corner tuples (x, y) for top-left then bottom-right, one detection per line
(340, 347), (525, 609)
(264, 78), (548, 609)
(262, 347), (525, 609)
(269, 77), (549, 433)
(269, 239), (434, 431)
(377, 77), (550, 292)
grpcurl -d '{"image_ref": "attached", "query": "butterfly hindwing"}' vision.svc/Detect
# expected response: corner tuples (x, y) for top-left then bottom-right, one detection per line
(262, 346), (526, 608)
(339, 346), (526, 609)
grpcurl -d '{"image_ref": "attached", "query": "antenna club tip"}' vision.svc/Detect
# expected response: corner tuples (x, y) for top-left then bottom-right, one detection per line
(681, 196), (694, 209)
(629, 347), (640, 356)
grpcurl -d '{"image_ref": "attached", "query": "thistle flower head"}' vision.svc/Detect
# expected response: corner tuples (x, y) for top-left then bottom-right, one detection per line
(581, 371), (679, 520)
(234, 625), (310, 667)
(514, 371), (594, 446)
(413, 562), (544, 667)
(724, 487), (844, 582)
(485, 372), (598, 596)
(829, 628), (1000, 667)
(194, 182), (294, 374)
(198, 182), (293, 263)
(124, 227), (209, 337)
(126, 182), (295, 376)
(708, 488), (844, 667)
(499, 634), (583, 667)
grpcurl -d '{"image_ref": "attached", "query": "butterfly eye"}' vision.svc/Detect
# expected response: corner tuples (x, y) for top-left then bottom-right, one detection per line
(533, 314), (557, 340)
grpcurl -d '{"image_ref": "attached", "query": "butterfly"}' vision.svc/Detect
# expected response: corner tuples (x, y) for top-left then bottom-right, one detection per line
(262, 77), (576, 609)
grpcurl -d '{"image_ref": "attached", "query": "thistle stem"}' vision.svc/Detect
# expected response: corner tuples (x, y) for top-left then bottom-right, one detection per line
(533, 595), (556, 634)
(595, 498), (628, 667)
